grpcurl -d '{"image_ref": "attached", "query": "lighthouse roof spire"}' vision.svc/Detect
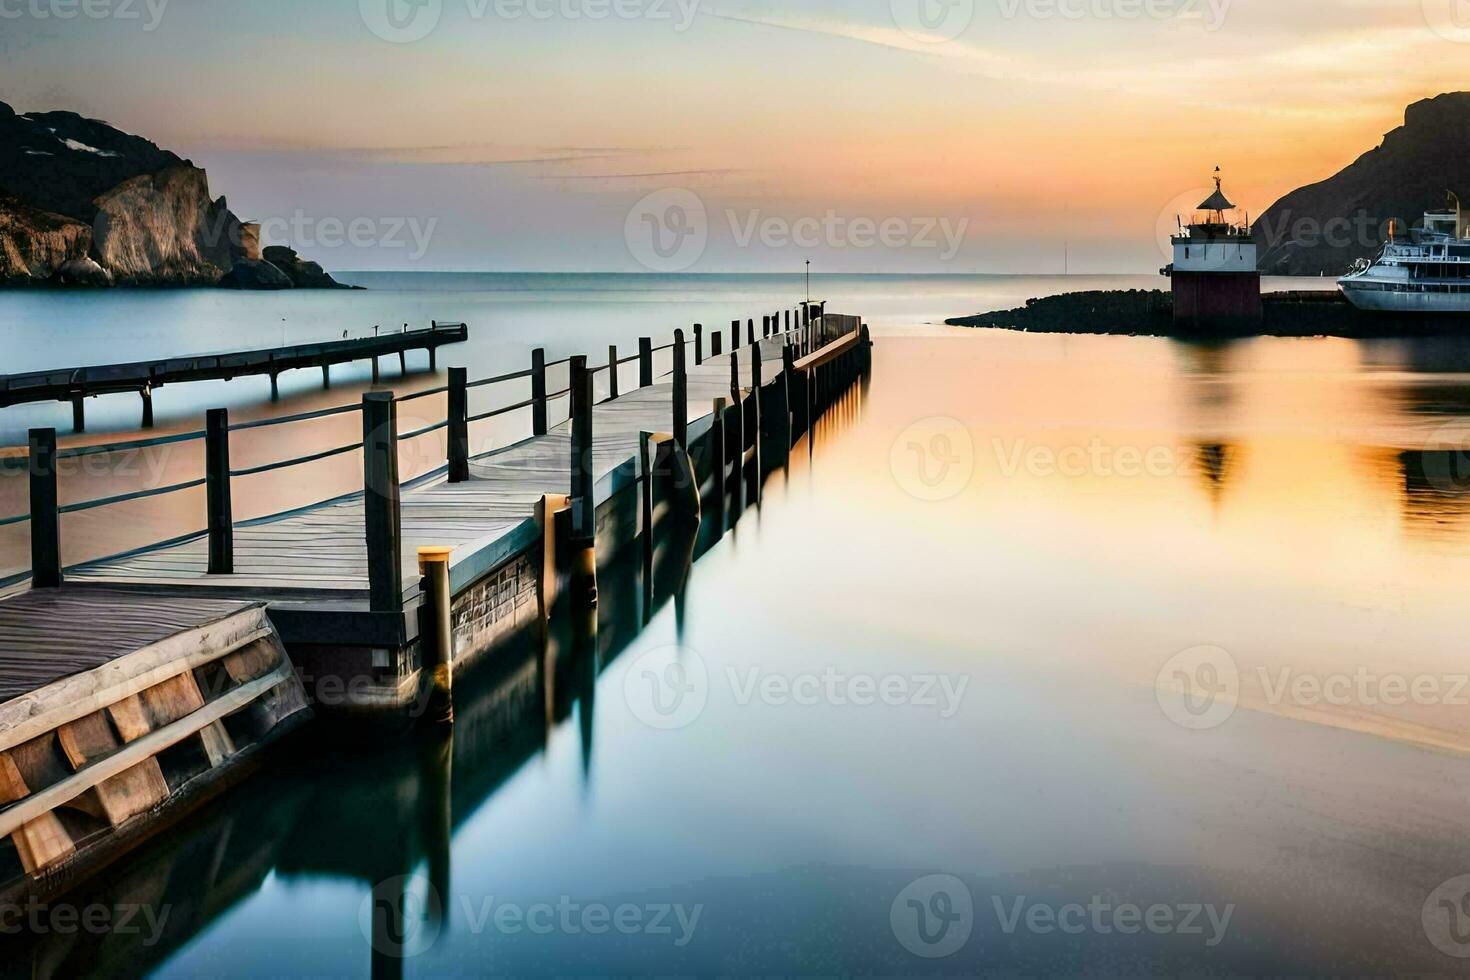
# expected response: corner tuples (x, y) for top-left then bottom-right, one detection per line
(1197, 166), (1235, 212)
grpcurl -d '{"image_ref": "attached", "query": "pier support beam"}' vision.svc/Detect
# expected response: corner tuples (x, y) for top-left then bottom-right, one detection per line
(418, 546), (455, 725)
(372, 357), (380, 384)
(205, 408), (233, 574)
(269, 373), (280, 401)
(322, 364), (331, 390)
(28, 428), (61, 589)
(711, 332), (723, 358)
(70, 392), (85, 434)
(140, 387), (155, 429)
(448, 367), (469, 483)
(362, 392), (402, 613)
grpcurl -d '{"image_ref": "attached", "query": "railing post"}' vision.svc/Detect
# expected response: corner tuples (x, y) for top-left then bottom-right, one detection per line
(673, 329), (688, 450)
(531, 348), (548, 436)
(448, 367), (469, 483)
(569, 355), (598, 606)
(638, 338), (653, 388)
(363, 391), (402, 613)
(763, 315), (770, 339)
(28, 428), (61, 588)
(711, 397), (728, 521)
(607, 345), (620, 400)
(206, 408), (234, 574)
(694, 324), (704, 365)
(70, 391), (85, 433)
(418, 546), (455, 725)
(730, 320), (739, 355)
(711, 331), (723, 357)
(749, 343), (763, 493)
(140, 386), (155, 429)
(748, 318), (756, 347)
(729, 349), (740, 407)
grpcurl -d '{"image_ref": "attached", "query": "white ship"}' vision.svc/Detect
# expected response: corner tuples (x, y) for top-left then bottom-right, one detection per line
(1338, 195), (1470, 313)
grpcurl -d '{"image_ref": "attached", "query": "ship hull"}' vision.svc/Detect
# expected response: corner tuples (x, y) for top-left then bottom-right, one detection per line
(1338, 281), (1470, 314)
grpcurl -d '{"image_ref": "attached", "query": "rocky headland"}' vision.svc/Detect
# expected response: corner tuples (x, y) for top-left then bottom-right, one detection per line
(0, 101), (349, 289)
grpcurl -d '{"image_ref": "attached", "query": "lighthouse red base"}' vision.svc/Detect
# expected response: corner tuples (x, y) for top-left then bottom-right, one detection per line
(1171, 271), (1263, 334)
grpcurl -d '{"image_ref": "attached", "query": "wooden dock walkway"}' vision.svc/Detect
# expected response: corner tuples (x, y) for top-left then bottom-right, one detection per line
(0, 321), (467, 431)
(0, 303), (869, 904)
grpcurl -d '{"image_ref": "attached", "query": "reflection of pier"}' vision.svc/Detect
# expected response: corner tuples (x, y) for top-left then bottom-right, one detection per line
(0, 376), (875, 975)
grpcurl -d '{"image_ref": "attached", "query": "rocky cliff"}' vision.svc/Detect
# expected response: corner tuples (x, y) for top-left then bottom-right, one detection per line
(0, 101), (343, 288)
(1254, 93), (1470, 276)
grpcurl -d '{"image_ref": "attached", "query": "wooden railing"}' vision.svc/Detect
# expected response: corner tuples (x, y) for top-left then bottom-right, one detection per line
(2, 302), (844, 597)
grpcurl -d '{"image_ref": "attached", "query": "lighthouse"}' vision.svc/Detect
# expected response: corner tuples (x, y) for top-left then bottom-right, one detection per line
(1163, 168), (1262, 333)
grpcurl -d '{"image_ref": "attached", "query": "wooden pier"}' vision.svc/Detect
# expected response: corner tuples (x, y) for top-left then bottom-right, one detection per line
(0, 302), (869, 903)
(0, 322), (467, 431)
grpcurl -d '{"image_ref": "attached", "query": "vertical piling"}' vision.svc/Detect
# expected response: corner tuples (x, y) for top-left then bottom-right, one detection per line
(673, 329), (688, 450)
(28, 428), (61, 589)
(363, 392), (402, 613)
(569, 356), (598, 606)
(639, 338), (653, 388)
(418, 546), (455, 725)
(206, 408), (233, 574)
(607, 346), (620, 400)
(448, 367), (469, 483)
(531, 348), (548, 436)
(694, 324), (704, 365)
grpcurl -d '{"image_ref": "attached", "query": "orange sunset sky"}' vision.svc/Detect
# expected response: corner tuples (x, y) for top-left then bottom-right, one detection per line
(1, 0), (1465, 271)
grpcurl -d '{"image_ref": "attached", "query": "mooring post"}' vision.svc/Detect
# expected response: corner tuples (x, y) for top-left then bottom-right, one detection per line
(694, 324), (704, 365)
(418, 546), (455, 725)
(363, 391), (402, 613)
(531, 348), (548, 436)
(569, 356), (598, 605)
(607, 345), (620, 400)
(70, 391), (85, 433)
(639, 338), (653, 388)
(140, 386), (155, 429)
(673, 329), (688, 450)
(205, 408), (234, 575)
(28, 428), (61, 588)
(448, 367), (469, 483)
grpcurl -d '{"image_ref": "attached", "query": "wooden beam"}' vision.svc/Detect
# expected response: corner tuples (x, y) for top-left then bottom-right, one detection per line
(206, 408), (234, 574)
(28, 428), (61, 589)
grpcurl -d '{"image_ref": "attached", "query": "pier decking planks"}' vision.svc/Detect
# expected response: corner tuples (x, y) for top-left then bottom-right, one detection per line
(0, 591), (259, 704)
(64, 336), (795, 601)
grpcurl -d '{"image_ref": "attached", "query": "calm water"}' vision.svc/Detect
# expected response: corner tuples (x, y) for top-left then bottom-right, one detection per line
(8, 274), (1470, 974)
